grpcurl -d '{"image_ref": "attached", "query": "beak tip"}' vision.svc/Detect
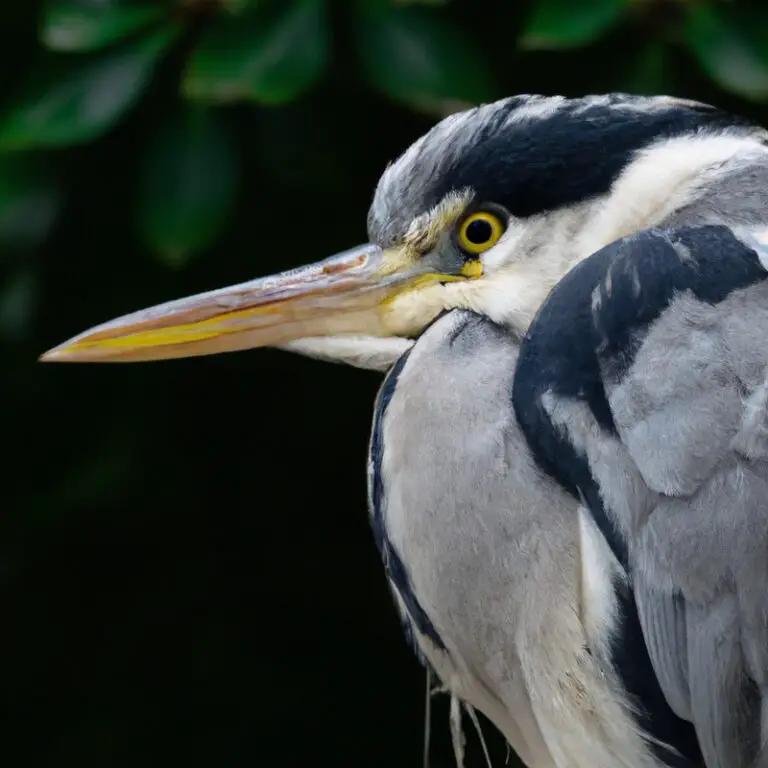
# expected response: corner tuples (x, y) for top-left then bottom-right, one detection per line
(35, 243), (394, 364)
(38, 343), (74, 363)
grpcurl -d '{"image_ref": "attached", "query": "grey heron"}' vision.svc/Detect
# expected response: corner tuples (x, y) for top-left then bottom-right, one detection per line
(41, 94), (768, 768)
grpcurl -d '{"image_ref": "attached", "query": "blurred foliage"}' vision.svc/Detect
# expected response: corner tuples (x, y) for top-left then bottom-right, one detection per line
(4, 1), (768, 766)
(3, 0), (768, 283)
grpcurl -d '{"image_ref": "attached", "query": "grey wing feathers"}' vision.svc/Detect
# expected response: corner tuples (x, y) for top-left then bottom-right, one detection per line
(516, 224), (768, 768)
(601, 228), (768, 768)
(632, 575), (690, 721)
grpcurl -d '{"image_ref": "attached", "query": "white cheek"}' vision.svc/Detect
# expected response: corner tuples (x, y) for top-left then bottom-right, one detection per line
(480, 220), (527, 270)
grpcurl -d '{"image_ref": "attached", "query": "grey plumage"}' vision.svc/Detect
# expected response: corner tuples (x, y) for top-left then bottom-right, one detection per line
(45, 93), (768, 768)
(612, 280), (768, 767)
(515, 222), (768, 768)
(372, 311), (582, 768)
(367, 96), (768, 768)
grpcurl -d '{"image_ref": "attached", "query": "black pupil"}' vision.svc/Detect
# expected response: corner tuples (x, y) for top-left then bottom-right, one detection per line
(465, 218), (493, 245)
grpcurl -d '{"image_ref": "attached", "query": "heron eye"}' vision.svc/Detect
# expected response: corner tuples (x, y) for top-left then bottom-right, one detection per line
(457, 211), (505, 255)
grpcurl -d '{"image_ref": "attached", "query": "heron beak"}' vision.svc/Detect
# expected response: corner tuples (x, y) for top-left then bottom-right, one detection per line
(39, 244), (448, 363)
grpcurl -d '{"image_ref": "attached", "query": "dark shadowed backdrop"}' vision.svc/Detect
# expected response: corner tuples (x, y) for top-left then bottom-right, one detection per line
(2, 1), (768, 765)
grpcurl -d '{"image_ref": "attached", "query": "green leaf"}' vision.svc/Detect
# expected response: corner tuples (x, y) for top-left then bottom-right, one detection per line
(0, 24), (179, 151)
(519, 0), (628, 50)
(0, 267), (38, 341)
(684, 5), (768, 101)
(136, 105), (238, 265)
(183, 0), (329, 105)
(41, 0), (166, 53)
(0, 155), (62, 251)
(355, 5), (496, 115)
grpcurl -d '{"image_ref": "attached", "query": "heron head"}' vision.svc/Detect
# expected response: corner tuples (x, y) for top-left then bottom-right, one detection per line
(40, 94), (751, 369)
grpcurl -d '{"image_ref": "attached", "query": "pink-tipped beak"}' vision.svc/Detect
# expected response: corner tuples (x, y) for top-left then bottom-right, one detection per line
(39, 244), (425, 363)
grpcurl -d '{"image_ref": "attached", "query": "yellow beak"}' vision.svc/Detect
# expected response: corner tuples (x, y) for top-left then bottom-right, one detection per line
(39, 244), (449, 363)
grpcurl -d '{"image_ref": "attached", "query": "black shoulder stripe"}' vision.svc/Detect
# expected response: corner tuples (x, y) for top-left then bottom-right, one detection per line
(369, 347), (446, 652)
(513, 223), (766, 767)
(592, 225), (767, 384)
(513, 224), (768, 562)
(512, 237), (626, 563)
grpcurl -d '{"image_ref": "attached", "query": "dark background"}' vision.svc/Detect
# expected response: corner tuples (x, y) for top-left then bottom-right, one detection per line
(2, 1), (768, 765)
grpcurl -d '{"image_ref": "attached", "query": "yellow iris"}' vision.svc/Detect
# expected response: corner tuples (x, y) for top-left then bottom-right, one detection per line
(457, 211), (506, 255)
